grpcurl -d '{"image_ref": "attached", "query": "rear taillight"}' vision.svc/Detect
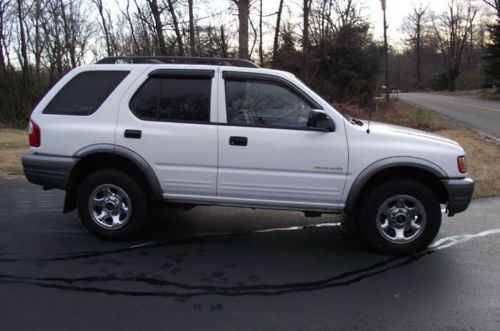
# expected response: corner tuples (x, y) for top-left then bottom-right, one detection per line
(28, 120), (41, 147)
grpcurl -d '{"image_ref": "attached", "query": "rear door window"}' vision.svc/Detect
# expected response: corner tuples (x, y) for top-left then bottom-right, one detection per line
(130, 76), (211, 123)
(43, 71), (129, 115)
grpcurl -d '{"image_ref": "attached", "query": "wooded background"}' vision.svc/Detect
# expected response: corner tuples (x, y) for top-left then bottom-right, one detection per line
(0, 0), (499, 126)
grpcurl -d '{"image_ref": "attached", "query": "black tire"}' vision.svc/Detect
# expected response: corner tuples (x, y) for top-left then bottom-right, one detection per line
(77, 169), (149, 240)
(357, 179), (441, 255)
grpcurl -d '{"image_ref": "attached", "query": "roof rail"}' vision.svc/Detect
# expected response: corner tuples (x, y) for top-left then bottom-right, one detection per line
(96, 56), (259, 68)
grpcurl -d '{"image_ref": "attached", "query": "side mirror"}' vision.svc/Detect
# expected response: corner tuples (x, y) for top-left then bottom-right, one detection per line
(307, 109), (335, 132)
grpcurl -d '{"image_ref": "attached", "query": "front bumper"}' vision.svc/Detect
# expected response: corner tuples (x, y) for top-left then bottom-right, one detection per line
(442, 177), (474, 216)
(22, 153), (77, 190)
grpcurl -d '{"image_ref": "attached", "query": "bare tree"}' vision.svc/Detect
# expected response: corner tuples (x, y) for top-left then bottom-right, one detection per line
(402, 2), (429, 86)
(431, 0), (477, 91)
(16, 0), (29, 86)
(120, 0), (140, 54)
(303, 0), (312, 52)
(331, 0), (361, 30)
(164, 0), (184, 55)
(92, 0), (113, 56)
(187, 0), (196, 55)
(302, 0), (313, 81)
(220, 25), (228, 57)
(483, 0), (500, 18)
(146, 0), (167, 55)
(0, 0), (11, 75)
(134, 0), (155, 54)
(29, 0), (45, 82)
(231, 0), (249, 59)
(271, 0), (284, 66)
(258, 0), (263, 64)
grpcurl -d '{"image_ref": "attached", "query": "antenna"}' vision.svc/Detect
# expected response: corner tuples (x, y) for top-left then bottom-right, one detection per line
(367, 100), (375, 134)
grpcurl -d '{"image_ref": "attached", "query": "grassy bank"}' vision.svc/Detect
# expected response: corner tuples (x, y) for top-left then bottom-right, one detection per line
(0, 129), (28, 177)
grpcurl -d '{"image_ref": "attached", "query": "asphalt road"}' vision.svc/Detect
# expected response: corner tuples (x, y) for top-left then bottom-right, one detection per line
(399, 92), (500, 140)
(1, 179), (500, 330)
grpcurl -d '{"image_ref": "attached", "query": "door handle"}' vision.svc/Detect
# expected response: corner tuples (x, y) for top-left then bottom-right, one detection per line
(229, 136), (248, 146)
(124, 129), (142, 139)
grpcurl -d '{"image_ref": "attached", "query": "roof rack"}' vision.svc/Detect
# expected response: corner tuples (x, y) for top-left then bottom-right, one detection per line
(96, 56), (259, 68)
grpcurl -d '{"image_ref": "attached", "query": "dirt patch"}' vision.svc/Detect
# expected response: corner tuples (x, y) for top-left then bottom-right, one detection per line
(0, 129), (28, 177)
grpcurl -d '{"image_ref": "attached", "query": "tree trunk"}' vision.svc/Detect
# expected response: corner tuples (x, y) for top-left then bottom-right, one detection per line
(272, 0), (284, 67)
(302, 0), (312, 81)
(416, 20), (421, 86)
(234, 0), (249, 59)
(165, 0), (184, 56)
(188, 0), (196, 56)
(93, 0), (112, 56)
(147, 0), (167, 55)
(33, 0), (42, 82)
(16, 0), (29, 87)
(59, 0), (77, 68)
(448, 69), (457, 91)
(0, 0), (8, 76)
(258, 0), (263, 65)
(123, 0), (140, 54)
(220, 25), (228, 58)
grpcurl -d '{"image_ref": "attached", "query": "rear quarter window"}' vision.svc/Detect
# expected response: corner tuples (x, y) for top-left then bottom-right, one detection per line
(43, 71), (129, 115)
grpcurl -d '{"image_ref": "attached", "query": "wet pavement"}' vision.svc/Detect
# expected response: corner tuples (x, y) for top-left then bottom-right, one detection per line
(1, 179), (500, 330)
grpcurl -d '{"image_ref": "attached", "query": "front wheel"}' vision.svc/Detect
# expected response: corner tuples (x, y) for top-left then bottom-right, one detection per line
(77, 170), (149, 240)
(357, 179), (442, 255)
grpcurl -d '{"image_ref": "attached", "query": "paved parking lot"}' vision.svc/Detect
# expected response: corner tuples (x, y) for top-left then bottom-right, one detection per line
(1, 179), (500, 330)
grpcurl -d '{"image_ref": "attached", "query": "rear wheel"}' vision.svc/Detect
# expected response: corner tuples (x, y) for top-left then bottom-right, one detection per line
(357, 179), (441, 255)
(77, 170), (149, 240)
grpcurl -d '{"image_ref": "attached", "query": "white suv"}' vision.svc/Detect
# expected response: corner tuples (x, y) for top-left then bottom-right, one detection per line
(22, 56), (474, 255)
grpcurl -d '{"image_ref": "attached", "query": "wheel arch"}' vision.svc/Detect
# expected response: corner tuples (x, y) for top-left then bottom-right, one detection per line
(63, 144), (162, 213)
(344, 157), (449, 213)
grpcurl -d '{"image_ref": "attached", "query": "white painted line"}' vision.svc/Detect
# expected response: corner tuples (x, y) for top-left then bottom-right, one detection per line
(429, 228), (500, 250)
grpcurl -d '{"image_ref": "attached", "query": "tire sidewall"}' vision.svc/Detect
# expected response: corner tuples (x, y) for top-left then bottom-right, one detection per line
(77, 170), (149, 240)
(358, 179), (442, 255)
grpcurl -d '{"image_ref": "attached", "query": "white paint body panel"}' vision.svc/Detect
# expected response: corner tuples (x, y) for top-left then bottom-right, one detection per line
(30, 65), (149, 156)
(217, 126), (348, 208)
(115, 65), (219, 196)
(29, 63), (469, 213)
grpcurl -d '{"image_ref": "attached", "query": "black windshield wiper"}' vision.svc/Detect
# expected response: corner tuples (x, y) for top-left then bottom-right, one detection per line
(351, 118), (364, 126)
(343, 114), (363, 126)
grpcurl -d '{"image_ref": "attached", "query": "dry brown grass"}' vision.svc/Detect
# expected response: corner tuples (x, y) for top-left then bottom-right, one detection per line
(338, 99), (500, 198)
(0, 129), (29, 177)
(437, 129), (500, 198)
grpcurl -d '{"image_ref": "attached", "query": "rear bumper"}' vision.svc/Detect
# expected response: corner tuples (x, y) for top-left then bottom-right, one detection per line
(442, 177), (474, 216)
(22, 153), (77, 190)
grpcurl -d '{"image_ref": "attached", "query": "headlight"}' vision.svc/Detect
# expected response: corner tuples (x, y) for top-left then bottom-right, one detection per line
(457, 156), (467, 174)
